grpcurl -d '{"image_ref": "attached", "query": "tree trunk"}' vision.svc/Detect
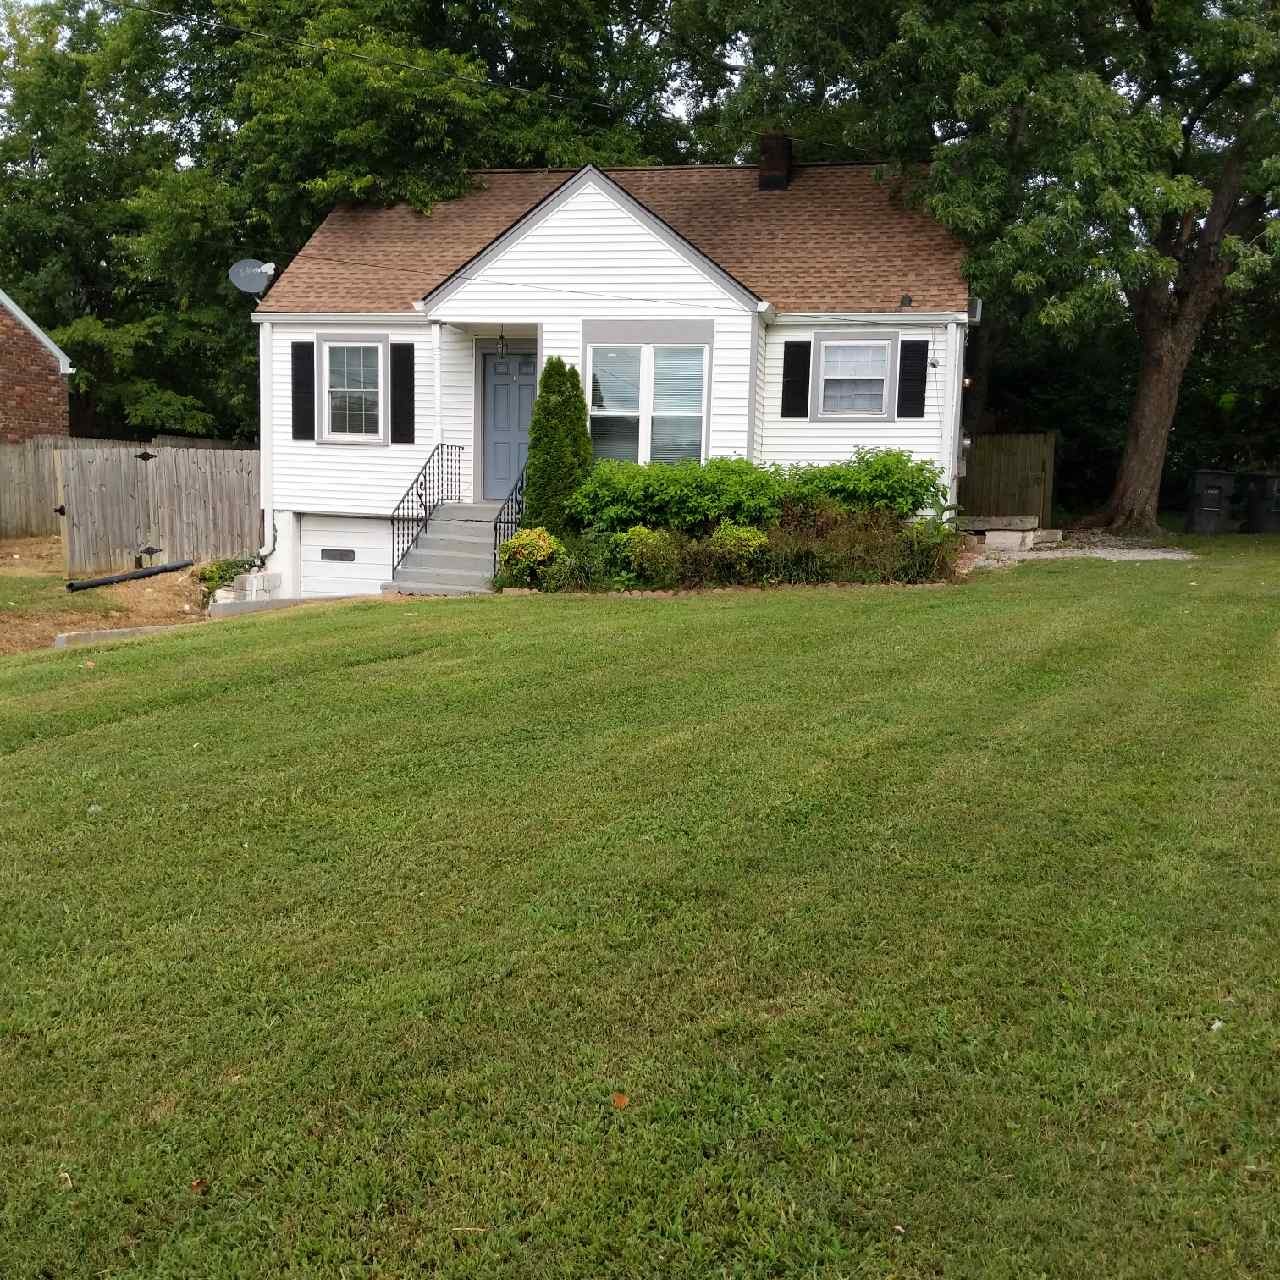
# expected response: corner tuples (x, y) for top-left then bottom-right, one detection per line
(1098, 324), (1196, 534)
(1096, 149), (1255, 534)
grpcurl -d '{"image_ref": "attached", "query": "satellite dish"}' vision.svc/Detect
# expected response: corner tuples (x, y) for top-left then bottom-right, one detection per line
(228, 258), (276, 295)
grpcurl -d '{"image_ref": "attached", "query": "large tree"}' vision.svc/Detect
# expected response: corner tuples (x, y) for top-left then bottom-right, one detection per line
(0, 0), (696, 438)
(696, 0), (1280, 531)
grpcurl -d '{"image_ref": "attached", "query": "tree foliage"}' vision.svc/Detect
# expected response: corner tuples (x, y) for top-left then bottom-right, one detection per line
(0, 0), (696, 438)
(693, 0), (1280, 527)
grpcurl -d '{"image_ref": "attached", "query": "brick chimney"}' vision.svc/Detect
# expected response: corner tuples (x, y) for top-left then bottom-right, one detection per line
(758, 132), (793, 191)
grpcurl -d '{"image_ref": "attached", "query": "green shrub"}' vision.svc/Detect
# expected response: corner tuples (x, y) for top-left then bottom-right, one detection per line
(763, 512), (961, 585)
(193, 556), (257, 599)
(564, 457), (786, 535)
(566, 451), (947, 536)
(533, 533), (618, 592)
(706, 521), (769, 584)
(521, 357), (593, 534)
(787, 450), (948, 518)
(525, 512), (958, 591)
(615, 525), (684, 588)
(896, 518), (963, 583)
(495, 527), (565, 589)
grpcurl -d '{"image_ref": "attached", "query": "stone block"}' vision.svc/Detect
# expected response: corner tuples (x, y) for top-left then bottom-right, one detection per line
(984, 529), (1036, 551)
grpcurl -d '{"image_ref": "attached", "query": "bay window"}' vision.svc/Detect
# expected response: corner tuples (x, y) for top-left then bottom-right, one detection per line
(588, 343), (707, 464)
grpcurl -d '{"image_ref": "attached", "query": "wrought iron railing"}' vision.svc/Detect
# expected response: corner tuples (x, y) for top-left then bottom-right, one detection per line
(492, 467), (527, 576)
(390, 443), (463, 573)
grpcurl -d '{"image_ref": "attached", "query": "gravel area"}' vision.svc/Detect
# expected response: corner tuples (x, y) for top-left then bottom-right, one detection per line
(967, 529), (1198, 572)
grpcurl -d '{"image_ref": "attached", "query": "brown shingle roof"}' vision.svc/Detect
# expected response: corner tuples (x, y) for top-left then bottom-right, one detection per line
(259, 165), (968, 315)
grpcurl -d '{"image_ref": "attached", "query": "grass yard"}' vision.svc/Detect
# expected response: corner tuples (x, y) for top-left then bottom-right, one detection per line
(3, 539), (1279, 1277)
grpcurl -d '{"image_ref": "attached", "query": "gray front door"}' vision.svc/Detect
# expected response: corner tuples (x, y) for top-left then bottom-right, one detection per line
(483, 352), (537, 500)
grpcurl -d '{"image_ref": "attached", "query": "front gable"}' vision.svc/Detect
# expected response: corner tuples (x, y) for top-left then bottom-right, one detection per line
(424, 167), (759, 324)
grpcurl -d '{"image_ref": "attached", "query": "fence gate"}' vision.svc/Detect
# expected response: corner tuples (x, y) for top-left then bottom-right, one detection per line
(957, 432), (1056, 528)
(54, 446), (259, 576)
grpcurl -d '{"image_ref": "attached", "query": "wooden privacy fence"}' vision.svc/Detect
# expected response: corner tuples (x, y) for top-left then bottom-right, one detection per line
(957, 432), (1056, 529)
(0, 437), (137, 538)
(54, 446), (259, 576)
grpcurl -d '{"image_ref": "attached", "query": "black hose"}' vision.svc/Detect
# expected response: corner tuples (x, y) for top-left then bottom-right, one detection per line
(66, 560), (195, 593)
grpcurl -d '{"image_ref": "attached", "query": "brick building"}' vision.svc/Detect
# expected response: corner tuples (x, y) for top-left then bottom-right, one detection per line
(0, 287), (72, 444)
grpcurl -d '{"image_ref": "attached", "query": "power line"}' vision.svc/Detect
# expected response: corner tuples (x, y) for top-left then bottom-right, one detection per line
(102, 0), (864, 160)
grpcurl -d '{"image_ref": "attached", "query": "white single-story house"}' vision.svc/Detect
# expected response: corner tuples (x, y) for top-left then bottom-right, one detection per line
(252, 136), (972, 597)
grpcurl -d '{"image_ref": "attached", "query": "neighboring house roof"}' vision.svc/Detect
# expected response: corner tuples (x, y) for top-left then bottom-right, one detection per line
(0, 286), (73, 373)
(259, 163), (969, 316)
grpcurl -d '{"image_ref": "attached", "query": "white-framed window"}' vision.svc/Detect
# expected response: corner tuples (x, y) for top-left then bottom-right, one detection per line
(321, 340), (384, 442)
(817, 339), (891, 417)
(587, 344), (707, 464)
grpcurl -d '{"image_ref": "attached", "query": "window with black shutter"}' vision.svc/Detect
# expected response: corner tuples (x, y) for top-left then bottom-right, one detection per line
(780, 341), (811, 418)
(896, 340), (929, 418)
(390, 343), (415, 443)
(291, 342), (315, 440)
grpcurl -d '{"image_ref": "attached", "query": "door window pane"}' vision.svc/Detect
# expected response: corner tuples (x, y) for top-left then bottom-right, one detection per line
(591, 347), (641, 412)
(590, 415), (640, 462)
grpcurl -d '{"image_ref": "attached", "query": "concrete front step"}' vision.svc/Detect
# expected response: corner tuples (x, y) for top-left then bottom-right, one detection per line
(399, 549), (492, 575)
(401, 563), (490, 584)
(434, 502), (503, 523)
(420, 530), (495, 553)
(390, 506), (500, 593)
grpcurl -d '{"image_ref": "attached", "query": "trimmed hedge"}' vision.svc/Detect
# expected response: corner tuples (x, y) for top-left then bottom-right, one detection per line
(564, 450), (947, 535)
(496, 512), (962, 593)
(564, 457), (785, 536)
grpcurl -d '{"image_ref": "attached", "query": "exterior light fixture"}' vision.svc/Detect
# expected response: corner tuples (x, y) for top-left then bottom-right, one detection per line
(899, 293), (913, 308)
(496, 325), (508, 358)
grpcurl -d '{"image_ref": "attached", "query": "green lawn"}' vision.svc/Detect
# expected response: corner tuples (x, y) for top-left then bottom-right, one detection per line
(3, 540), (1279, 1278)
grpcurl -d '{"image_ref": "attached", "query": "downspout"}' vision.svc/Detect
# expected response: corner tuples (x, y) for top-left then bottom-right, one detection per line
(943, 321), (965, 510)
(257, 318), (275, 559)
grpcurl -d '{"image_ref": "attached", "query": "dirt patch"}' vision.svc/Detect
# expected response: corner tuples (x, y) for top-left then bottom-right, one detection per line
(1, 535), (206, 655)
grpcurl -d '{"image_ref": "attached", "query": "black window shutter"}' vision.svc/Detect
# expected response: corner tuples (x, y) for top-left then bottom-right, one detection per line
(896, 340), (929, 418)
(291, 342), (315, 440)
(781, 341), (811, 418)
(390, 343), (415, 443)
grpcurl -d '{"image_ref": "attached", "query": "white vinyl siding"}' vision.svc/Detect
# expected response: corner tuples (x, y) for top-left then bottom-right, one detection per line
(270, 323), (435, 515)
(299, 515), (391, 597)
(756, 323), (954, 486)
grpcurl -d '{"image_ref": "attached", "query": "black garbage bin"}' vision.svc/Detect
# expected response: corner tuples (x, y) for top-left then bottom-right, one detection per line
(1185, 469), (1240, 534)
(1243, 472), (1280, 533)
